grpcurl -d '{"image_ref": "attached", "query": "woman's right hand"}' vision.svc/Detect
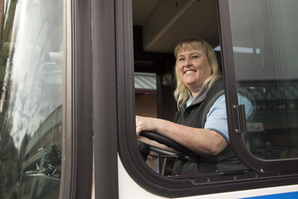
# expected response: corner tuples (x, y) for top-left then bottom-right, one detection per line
(135, 116), (157, 138)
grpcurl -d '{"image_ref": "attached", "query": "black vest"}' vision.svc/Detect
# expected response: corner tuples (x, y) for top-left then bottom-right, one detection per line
(173, 78), (247, 175)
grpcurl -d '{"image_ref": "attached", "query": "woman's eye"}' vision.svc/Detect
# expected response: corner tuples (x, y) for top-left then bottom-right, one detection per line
(191, 55), (199, 59)
(178, 58), (185, 62)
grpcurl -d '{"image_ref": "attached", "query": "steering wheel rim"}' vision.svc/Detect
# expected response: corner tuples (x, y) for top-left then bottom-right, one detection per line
(140, 131), (197, 161)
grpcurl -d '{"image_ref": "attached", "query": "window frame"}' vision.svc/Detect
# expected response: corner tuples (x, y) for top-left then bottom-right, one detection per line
(117, 0), (298, 198)
(60, 0), (93, 198)
(92, 0), (119, 199)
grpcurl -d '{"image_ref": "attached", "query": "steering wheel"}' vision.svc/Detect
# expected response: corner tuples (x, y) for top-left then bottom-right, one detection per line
(139, 131), (198, 162)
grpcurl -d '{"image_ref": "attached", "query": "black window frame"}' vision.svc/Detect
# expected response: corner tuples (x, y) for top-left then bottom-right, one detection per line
(60, 0), (93, 198)
(92, 0), (119, 199)
(116, 0), (298, 198)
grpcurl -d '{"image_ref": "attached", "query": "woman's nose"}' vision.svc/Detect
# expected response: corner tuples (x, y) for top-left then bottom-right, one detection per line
(183, 58), (191, 66)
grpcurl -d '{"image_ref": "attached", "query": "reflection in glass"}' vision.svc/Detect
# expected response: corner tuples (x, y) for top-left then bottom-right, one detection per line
(229, 0), (298, 160)
(0, 0), (63, 198)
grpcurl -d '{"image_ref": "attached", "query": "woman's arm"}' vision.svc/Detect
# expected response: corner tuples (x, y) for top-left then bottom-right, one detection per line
(136, 115), (227, 155)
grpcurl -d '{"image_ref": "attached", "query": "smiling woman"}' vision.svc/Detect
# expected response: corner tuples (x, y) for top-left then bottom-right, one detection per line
(136, 38), (248, 175)
(176, 49), (212, 97)
(174, 38), (222, 108)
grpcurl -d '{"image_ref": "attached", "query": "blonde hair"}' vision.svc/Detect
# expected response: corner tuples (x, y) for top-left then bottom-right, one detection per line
(173, 38), (222, 110)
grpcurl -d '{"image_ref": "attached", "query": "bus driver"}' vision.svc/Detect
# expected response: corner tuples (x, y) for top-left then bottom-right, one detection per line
(136, 38), (252, 175)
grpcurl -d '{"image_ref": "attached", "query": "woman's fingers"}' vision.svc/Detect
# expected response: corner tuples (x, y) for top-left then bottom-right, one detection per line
(135, 116), (155, 138)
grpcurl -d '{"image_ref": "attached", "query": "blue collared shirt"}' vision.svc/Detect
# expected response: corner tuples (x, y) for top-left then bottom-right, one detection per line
(187, 93), (253, 143)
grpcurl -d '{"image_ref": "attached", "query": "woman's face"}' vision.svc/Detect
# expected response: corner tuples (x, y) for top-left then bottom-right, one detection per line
(176, 48), (212, 93)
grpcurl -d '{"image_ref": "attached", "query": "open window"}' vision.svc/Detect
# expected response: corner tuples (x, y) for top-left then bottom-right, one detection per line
(117, 0), (298, 197)
(132, 0), (222, 176)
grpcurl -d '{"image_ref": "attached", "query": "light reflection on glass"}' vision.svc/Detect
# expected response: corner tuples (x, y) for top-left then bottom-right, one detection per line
(229, 0), (298, 160)
(0, 0), (63, 198)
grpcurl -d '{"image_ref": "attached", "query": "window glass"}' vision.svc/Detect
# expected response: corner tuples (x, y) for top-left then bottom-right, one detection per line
(229, 0), (298, 160)
(0, 0), (63, 198)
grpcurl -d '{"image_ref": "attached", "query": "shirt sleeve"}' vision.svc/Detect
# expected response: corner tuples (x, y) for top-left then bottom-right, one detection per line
(204, 93), (254, 144)
(204, 94), (230, 143)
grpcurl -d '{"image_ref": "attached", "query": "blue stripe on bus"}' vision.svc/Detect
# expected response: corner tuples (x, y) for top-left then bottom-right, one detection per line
(242, 191), (298, 199)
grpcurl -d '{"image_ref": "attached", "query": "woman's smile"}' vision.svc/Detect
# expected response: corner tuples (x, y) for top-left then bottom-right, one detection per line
(184, 70), (196, 74)
(177, 48), (212, 95)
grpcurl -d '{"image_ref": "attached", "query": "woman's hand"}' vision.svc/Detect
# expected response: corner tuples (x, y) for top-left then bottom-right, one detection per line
(135, 116), (228, 155)
(135, 116), (158, 138)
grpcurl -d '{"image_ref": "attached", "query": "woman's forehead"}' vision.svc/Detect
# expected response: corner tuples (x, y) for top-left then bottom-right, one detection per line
(182, 42), (202, 50)
(177, 48), (204, 56)
(176, 43), (204, 54)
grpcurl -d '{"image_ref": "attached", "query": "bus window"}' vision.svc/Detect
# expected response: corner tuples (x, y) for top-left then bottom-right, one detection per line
(116, 0), (298, 197)
(0, 0), (63, 198)
(229, 0), (298, 159)
(218, 1), (298, 173)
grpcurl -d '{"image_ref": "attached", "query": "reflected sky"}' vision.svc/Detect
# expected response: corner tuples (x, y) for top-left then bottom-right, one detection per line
(1, 0), (63, 149)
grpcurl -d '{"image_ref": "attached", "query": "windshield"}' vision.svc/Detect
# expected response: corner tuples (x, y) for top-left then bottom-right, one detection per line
(0, 0), (63, 198)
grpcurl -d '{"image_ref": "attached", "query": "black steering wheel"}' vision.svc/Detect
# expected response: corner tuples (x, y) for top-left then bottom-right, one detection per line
(139, 131), (198, 162)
